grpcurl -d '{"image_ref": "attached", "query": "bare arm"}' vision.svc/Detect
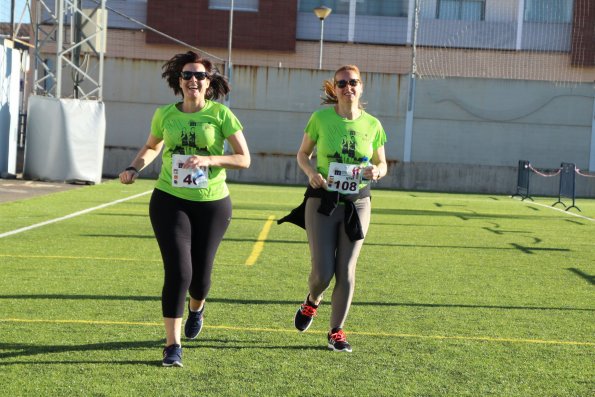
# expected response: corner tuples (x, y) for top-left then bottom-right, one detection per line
(119, 134), (164, 184)
(362, 145), (387, 181)
(297, 133), (326, 189)
(182, 131), (251, 170)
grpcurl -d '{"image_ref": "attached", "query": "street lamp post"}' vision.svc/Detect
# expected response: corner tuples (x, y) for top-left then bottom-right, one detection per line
(226, 0), (234, 106)
(227, 0), (234, 80)
(313, 6), (332, 70)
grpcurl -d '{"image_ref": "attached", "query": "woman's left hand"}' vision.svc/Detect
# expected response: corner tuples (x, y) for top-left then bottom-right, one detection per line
(363, 165), (379, 181)
(183, 155), (211, 169)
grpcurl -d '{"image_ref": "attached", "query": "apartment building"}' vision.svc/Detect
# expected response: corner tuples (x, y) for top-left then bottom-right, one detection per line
(115, 0), (593, 78)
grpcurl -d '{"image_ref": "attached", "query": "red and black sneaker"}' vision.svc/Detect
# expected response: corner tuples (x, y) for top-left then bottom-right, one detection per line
(327, 328), (352, 352)
(294, 297), (318, 332)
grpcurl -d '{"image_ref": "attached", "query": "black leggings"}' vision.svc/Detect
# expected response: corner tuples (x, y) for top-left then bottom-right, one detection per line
(149, 188), (232, 318)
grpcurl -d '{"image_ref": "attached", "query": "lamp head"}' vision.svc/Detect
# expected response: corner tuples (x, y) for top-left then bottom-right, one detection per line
(313, 6), (332, 20)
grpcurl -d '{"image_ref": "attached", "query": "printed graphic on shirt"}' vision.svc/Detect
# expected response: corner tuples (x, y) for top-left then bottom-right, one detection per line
(168, 120), (216, 177)
(328, 129), (372, 166)
(169, 121), (215, 155)
(304, 107), (386, 191)
(151, 101), (243, 202)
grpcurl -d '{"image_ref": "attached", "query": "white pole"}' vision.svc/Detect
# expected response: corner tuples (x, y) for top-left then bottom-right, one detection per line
(318, 18), (324, 69)
(404, 0), (420, 162)
(516, 0), (524, 50)
(589, 91), (595, 171)
(98, 0), (106, 101)
(56, 0), (64, 98)
(226, 0), (234, 106)
(227, 0), (234, 78)
(347, 0), (355, 43)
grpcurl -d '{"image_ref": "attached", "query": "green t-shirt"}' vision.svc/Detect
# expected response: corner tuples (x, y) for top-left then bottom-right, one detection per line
(304, 107), (387, 184)
(151, 100), (243, 201)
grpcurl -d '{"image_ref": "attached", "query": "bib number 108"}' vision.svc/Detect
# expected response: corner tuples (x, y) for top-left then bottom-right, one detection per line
(330, 180), (358, 192)
(327, 162), (361, 194)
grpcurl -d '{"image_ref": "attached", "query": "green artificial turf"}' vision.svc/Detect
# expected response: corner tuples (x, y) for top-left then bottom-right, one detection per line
(0, 180), (593, 396)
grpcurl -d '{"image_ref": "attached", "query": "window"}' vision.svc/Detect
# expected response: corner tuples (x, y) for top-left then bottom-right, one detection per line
(437, 0), (485, 21)
(299, 0), (407, 17)
(298, 0), (349, 15)
(524, 0), (573, 23)
(209, 0), (258, 12)
(357, 0), (408, 17)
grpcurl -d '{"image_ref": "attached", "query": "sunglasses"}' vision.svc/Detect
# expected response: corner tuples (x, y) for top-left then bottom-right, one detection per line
(181, 71), (209, 81)
(335, 79), (360, 89)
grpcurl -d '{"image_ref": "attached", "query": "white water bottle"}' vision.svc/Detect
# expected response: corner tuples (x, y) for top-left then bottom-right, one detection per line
(360, 156), (370, 183)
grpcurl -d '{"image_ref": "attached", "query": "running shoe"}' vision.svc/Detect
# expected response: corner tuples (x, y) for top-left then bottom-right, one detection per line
(294, 297), (318, 332)
(327, 329), (352, 352)
(162, 344), (183, 367)
(184, 303), (204, 339)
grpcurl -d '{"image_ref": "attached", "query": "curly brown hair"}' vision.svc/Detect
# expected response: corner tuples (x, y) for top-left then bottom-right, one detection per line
(161, 51), (230, 100)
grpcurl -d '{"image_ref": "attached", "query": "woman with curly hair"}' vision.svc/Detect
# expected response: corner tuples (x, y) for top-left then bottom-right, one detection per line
(119, 51), (250, 367)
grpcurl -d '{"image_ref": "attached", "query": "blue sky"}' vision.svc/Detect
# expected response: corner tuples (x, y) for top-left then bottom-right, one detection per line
(2, 0), (31, 23)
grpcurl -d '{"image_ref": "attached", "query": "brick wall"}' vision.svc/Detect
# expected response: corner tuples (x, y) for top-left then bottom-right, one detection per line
(571, 0), (595, 66)
(146, 0), (297, 51)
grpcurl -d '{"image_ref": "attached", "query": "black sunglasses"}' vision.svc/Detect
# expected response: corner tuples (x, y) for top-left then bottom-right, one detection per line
(335, 79), (360, 89)
(181, 71), (209, 81)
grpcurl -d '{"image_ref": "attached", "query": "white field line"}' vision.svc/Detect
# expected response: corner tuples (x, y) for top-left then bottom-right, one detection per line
(517, 199), (595, 222)
(0, 190), (152, 239)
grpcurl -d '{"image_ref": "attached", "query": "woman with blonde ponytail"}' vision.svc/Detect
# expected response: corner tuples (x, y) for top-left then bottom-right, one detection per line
(280, 65), (388, 352)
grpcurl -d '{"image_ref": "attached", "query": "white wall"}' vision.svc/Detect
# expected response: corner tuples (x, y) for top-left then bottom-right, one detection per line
(98, 59), (595, 196)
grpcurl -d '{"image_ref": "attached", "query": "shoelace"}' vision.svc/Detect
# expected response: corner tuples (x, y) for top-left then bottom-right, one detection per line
(330, 330), (347, 342)
(300, 304), (318, 317)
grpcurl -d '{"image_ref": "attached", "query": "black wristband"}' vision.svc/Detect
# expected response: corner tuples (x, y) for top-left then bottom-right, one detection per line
(125, 166), (138, 174)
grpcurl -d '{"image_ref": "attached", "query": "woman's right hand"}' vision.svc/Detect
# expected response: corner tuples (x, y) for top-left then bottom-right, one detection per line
(119, 168), (138, 184)
(308, 172), (327, 189)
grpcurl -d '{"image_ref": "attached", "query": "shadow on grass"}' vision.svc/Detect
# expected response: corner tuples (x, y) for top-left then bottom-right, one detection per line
(371, 207), (557, 221)
(364, 241), (569, 254)
(96, 213), (278, 223)
(81, 234), (154, 239)
(215, 237), (571, 254)
(95, 213), (147, 217)
(508, 243), (569, 254)
(567, 268), (595, 285)
(0, 294), (592, 312)
(0, 360), (157, 366)
(0, 339), (324, 364)
(0, 340), (161, 365)
(75, 235), (571, 255)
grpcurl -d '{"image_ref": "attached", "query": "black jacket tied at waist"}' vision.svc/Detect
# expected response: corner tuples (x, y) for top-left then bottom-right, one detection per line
(277, 184), (370, 242)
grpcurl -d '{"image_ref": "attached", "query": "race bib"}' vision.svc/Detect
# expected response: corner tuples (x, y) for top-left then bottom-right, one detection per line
(327, 162), (361, 194)
(172, 154), (209, 189)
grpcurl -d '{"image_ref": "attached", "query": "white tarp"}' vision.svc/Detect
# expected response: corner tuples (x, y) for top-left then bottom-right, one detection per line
(24, 95), (105, 184)
(0, 43), (21, 177)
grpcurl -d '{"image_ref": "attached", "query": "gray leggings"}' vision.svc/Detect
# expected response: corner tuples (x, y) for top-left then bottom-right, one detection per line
(304, 196), (371, 330)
